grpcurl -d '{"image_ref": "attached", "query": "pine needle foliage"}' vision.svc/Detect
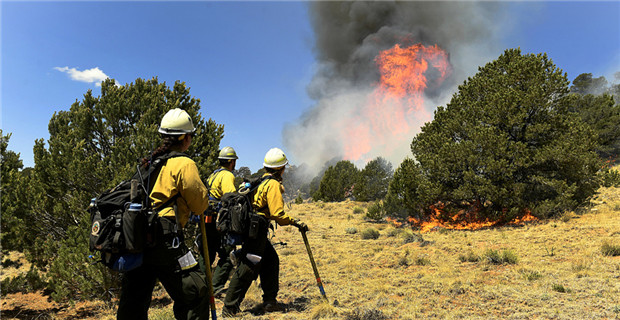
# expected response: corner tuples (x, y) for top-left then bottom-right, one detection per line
(2, 78), (223, 302)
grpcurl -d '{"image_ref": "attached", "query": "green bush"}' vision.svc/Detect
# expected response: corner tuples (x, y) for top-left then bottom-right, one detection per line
(402, 231), (425, 244)
(360, 228), (380, 240)
(365, 202), (385, 221)
(294, 194), (304, 204)
(458, 250), (480, 263)
(414, 255), (431, 266)
(551, 283), (571, 293)
(345, 227), (358, 234)
(601, 168), (620, 187)
(482, 249), (519, 265)
(601, 241), (620, 256)
(353, 207), (364, 214)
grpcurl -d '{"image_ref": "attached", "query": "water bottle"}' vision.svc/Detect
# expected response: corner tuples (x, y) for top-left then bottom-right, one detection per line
(128, 203), (142, 213)
(88, 198), (96, 213)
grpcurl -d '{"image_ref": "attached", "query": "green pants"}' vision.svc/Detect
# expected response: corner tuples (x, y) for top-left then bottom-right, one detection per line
(197, 222), (234, 292)
(117, 218), (210, 320)
(223, 217), (279, 311)
(212, 244), (235, 293)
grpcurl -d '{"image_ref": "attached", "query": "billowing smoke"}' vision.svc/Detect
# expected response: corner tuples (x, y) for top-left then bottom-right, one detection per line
(284, 1), (506, 174)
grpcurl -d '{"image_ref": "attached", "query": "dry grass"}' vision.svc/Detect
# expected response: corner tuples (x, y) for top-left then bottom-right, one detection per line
(2, 186), (620, 319)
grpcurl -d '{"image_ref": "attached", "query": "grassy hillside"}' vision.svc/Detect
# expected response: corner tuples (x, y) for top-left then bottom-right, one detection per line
(2, 185), (619, 319)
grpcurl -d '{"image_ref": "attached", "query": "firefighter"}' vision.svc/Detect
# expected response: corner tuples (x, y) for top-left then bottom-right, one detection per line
(221, 147), (308, 317)
(205, 146), (239, 297)
(117, 108), (210, 320)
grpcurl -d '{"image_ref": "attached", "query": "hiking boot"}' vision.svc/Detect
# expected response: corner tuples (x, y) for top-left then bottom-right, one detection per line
(262, 300), (285, 313)
(221, 306), (239, 318)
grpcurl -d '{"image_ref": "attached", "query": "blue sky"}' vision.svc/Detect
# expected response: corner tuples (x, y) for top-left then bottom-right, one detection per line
(2, 1), (619, 173)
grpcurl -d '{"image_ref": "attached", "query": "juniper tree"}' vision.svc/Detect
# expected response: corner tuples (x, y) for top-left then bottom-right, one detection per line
(384, 158), (438, 219)
(0, 131), (33, 254)
(353, 157), (393, 201)
(565, 73), (620, 160)
(409, 48), (601, 220)
(19, 77), (223, 302)
(313, 160), (359, 202)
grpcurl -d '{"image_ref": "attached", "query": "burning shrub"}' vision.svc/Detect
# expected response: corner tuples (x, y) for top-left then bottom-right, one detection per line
(407, 48), (601, 222)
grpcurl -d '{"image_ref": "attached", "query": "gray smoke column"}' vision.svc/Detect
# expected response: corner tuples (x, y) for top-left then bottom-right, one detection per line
(284, 1), (506, 172)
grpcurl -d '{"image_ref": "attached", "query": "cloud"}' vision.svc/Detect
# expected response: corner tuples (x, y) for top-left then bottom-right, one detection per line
(54, 66), (110, 86)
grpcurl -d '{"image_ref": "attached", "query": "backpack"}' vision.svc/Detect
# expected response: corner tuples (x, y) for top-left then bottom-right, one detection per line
(88, 151), (188, 272)
(215, 175), (273, 245)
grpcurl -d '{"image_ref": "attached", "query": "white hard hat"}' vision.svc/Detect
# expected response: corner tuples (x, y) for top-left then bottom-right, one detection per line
(158, 108), (195, 135)
(218, 146), (238, 160)
(263, 147), (288, 168)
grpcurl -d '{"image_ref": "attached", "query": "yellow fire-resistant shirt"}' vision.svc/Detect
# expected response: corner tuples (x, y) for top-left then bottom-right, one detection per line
(150, 156), (209, 228)
(253, 173), (296, 226)
(207, 168), (237, 200)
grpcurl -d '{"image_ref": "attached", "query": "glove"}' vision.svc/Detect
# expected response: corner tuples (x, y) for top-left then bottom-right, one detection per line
(294, 220), (309, 232)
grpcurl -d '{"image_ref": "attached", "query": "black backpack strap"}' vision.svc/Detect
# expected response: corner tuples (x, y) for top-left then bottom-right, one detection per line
(137, 151), (190, 208)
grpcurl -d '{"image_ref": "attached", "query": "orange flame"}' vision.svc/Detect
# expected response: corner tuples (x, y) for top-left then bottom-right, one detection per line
(408, 203), (538, 233)
(385, 217), (404, 228)
(344, 43), (451, 161)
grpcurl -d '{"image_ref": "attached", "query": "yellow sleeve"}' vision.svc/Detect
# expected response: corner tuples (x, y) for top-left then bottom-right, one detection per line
(254, 177), (296, 226)
(177, 159), (210, 215)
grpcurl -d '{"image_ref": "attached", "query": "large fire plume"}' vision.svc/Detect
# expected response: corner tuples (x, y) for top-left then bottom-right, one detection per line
(343, 43), (451, 161)
(284, 2), (503, 174)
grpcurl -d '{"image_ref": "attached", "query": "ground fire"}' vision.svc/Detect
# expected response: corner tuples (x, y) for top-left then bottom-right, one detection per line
(385, 203), (538, 233)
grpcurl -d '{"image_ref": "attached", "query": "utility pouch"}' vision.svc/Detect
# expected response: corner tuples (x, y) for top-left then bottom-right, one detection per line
(145, 212), (160, 248)
(248, 214), (261, 239)
(111, 252), (144, 272)
(122, 203), (147, 253)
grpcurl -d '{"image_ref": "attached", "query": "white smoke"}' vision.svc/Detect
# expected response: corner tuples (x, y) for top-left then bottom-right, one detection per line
(284, 1), (507, 174)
